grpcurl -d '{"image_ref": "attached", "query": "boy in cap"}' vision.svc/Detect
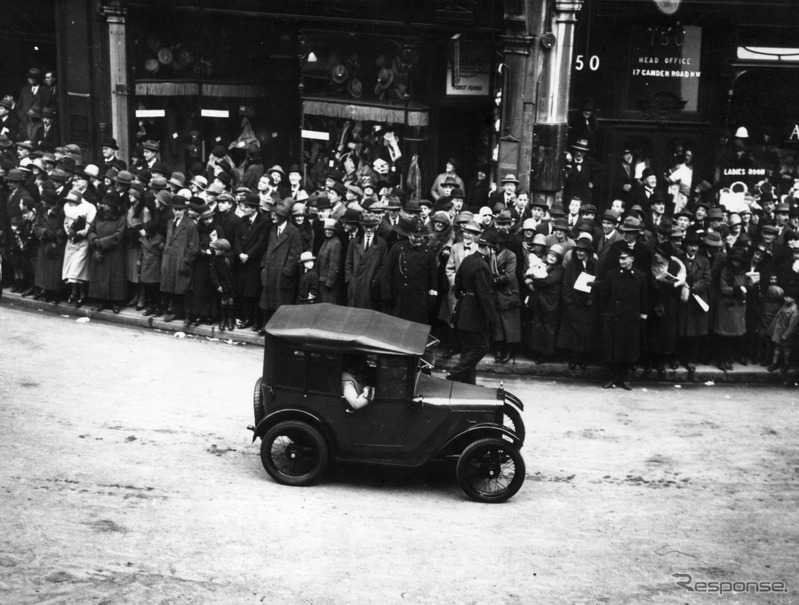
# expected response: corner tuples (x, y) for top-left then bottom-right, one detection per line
(297, 251), (319, 304)
(160, 194), (199, 322)
(209, 238), (235, 331)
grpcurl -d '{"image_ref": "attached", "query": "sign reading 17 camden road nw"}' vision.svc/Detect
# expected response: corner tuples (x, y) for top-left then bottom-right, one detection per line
(628, 24), (702, 111)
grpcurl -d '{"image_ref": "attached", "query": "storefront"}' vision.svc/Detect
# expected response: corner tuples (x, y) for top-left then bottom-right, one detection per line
(568, 0), (799, 206)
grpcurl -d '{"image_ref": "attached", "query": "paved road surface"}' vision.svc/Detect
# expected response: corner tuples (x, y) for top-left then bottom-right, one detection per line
(1, 306), (796, 604)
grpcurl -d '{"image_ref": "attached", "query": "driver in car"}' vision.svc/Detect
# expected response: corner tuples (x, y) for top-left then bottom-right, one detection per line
(342, 366), (374, 410)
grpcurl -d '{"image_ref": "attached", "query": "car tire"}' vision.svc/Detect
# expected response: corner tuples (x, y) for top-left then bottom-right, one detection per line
(503, 404), (525, 443)
(456, 438), (525, 503)
(253, 377), (265, 426)
(260, 421), (329, 487)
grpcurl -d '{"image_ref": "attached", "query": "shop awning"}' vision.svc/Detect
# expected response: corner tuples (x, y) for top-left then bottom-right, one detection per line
(134, 80), (267, 98)
(302, 95), (429, 127)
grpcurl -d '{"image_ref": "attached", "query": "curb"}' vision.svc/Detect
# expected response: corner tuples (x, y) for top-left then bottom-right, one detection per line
(2, 291), (794, 385)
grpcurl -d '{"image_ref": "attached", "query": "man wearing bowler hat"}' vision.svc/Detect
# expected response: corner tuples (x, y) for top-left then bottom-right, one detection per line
(17, 68), (51, 133)
(160, 193), (199, 323)
(259, 199), (302, 329)
(564, 137), (603, 205)
(345, 214), (387, 309)
(446, 230), (500, 384)
(100, 137), (126, 172)
(233, 191), (269, 329)
(599, 215), (653, 278)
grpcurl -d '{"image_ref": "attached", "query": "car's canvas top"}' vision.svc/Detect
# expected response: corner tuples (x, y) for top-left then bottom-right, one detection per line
(265, 304), (431, 356)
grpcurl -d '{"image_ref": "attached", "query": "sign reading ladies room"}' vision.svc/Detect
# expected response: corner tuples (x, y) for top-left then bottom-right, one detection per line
(628, 25), (702, 111)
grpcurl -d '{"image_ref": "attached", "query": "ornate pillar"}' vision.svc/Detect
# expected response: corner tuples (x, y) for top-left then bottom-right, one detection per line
(498, 0), (548, 192)
(102, 1), (130, 162)
(530, 0), (584, 205)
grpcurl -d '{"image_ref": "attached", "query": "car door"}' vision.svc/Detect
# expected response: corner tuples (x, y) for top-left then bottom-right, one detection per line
(345, 356), (412, 450)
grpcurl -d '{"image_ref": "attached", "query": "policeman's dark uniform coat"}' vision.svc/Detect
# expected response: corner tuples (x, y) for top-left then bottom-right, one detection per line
(599, 265), (648, 364)
(449, 250), (500, 383)
(259, 221), (302, 311)
(380, 239), (438, 324)
(233, 213), (268, 298)
(345, 233), (387, 309)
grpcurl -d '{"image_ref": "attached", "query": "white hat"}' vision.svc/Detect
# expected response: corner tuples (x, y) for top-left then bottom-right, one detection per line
(300, 251), (315, 262)
(479, 206), (494, 217)
(522, 218), (537, 231)
(734, 126), (749, 139)
(323, 218), (338, 230)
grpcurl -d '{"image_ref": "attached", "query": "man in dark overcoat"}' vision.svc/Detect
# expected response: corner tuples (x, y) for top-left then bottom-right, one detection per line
(598, 216), (653, 278)
(234, 192), (268, 328)
(160, 194), (199, 322)
(379, 216), (438, 325)
(259, 199), (301, 327)
(563, 138), (603, 205)
(345, 215), (386, 309)
(32, 189), (66, 302)
(676, 233), (711, 372)
(599, 247), (649, 390)
(447, 231), (500, 384)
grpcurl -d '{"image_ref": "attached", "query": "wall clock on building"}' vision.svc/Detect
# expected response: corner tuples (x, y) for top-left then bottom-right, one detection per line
(654, 0), (681, 15)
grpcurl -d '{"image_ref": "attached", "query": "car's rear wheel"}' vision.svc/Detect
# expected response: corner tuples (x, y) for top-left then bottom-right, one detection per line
(456, 438), (525, 503)
(253, 378), (264, 426)
(503, 404), (525, 443)
(260, 421), (328, 486)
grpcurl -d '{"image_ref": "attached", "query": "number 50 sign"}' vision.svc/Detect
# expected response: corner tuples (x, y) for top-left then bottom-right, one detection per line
(574, 54), (600, 71)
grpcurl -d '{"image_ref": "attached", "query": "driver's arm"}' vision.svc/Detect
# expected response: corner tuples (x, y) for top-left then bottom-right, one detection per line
(342, 373), (373, 410)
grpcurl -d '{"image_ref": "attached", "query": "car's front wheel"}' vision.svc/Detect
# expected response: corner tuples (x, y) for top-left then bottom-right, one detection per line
(260, 421), (329, 486)
(456, 438), (525, 503)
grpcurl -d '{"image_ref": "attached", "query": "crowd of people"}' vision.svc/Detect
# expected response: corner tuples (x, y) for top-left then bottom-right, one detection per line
(1, 107), (799, 387)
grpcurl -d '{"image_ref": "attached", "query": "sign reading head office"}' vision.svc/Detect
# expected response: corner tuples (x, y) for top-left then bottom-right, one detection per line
(628, 25), (702, 113)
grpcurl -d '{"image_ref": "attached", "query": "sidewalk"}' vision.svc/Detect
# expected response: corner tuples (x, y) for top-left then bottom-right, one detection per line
(1, 290), (791, 385)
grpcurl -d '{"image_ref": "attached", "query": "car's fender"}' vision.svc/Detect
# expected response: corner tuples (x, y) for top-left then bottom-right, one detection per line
(251, 408), (326, 443)
(435, 423), (523, 457)
(503, 389), (525, 412)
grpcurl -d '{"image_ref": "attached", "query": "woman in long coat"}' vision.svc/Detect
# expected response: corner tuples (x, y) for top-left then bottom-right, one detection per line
(87, 192), (127, 312)
(316, 218), (343, 304)
(62, 188), (97, 306)
(526, 244), (564, 362)
(33, 189), (66, 302)
(125, 186), (149, 309)
(491, 232), (521, 363)
(556, 238), (599, 371)
(641, 244), (686, 376)
(713, 245), (749, 370)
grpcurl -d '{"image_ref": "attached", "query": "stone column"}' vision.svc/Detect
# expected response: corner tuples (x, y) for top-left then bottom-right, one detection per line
(103, 2), (130, 163)
(498, 0), (548, 192)
(530, 0), (584, 205)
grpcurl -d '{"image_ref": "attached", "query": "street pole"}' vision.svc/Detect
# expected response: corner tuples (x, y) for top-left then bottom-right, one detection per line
(102, 1), (130, 164)
(530, 0), (584, 208)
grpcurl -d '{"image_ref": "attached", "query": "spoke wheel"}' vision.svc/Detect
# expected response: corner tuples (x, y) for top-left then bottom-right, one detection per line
(456, 438), (525, 503)
(260, 421), (328, 486)
(503, 404), (526, 443)
(253, 378), (265, 426)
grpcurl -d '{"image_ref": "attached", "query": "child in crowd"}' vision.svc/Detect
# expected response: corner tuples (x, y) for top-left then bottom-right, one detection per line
(297, 251), (319, 304)
(767, 291), (799, 376)
(209, 238), (235, 331)
(758, 284), (784, 366)
(139, 225), (165, 317)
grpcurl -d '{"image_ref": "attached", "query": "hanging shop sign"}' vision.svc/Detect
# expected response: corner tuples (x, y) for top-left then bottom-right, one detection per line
(446, 35), (491, 96)
(628, 25), (702, 112)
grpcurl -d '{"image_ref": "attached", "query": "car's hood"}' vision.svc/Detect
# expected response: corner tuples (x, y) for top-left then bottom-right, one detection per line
(416, 374), (501, 407)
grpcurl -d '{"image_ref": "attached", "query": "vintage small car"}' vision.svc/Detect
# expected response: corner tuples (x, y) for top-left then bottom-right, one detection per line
(249, 303), (527, 502)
